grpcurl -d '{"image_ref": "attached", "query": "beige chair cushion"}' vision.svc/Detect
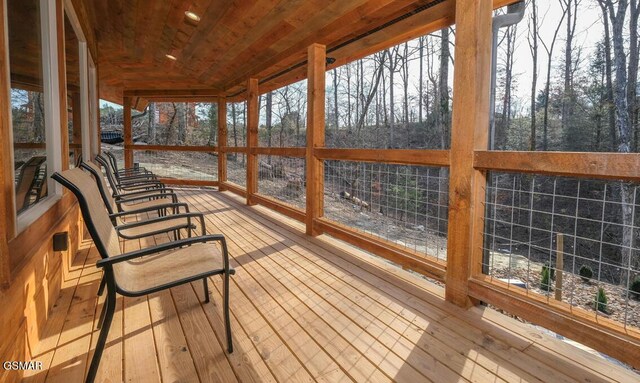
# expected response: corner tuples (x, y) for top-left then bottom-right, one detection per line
(57, 168), (122, 258)
(84, 160), (118, 211)
(113, 243), (221, 292)
(117, 216), (194, 238)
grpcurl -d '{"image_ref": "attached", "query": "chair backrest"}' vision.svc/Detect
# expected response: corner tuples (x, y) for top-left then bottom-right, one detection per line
(95, 155), (121, 195)
(103, 151), (120, 174)
(80, 160), (118, 214)
(15, 156), (47, 212)
(51, 168), (122, 259)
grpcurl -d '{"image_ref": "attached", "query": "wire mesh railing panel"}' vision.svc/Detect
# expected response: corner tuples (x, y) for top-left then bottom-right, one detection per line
(133, 150), (217, 181)
(483, 172), (640, 330)
(324, 160), (449, 262)
(226, 153), (247, 188)
(257, 155), (306, 210)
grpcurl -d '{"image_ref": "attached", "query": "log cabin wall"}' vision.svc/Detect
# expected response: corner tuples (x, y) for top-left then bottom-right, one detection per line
(0, 0), (96, 380)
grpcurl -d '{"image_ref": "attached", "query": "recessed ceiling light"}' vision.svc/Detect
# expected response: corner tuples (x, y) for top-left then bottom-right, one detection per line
(185, 11), (200, 22)
(165, 54), (177, 61)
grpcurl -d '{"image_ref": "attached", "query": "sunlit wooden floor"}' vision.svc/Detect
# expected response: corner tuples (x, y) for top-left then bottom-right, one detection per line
(24, 189), (638, 383)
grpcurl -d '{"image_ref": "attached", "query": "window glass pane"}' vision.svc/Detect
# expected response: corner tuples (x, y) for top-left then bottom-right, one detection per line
(65, 14), (81, 167)
(8, 0), (48, 214)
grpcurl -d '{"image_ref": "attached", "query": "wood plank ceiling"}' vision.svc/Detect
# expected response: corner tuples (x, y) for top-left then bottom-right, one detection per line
(86, 0), (459, 104)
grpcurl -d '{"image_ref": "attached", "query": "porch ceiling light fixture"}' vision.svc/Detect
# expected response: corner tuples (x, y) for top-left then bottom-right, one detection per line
(165, 54), (177, 61)
(185, 10), (201, 22)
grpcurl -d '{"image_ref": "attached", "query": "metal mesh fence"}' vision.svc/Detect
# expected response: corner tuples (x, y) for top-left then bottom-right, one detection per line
(133, 150), (217, 181)
(324, 160), (449, 262)
(483, 172), (640, 330)
(257, 155), (306, 210)
(226, 153), (247, 188)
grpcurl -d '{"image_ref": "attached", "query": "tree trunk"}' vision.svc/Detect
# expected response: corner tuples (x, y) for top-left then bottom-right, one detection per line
(600, 3), (617, 149)
(231, 102), (238, 161)
(148, 102), (156, 144)
(600, 0), (637, 278)
(389, 48), (395, 148)
(176, 102), (186, 144)
(419, 36), (424, 125)
(208, 103), (217, 146)
(561, 0), (579, 150)
(529, 0), (538, 150)
(266, 92), (273, 154)
(333, 68), (339, 130)
(539, 4), (567, 150)
(628, 0), (639, 151)
(438, 28), (450, 149)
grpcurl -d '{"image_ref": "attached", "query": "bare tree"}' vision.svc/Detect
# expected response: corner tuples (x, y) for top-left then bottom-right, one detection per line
(598, 0), (638, 277)
(148, 102), (156, 144)
(528, 0), (539, 150)
(538, 1), (567, 150)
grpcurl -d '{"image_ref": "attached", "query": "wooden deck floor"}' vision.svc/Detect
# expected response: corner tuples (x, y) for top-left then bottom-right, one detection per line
(23, 189), (639, 383)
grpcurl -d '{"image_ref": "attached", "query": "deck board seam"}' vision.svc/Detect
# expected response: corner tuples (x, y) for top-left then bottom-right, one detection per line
(189, 190), (608, 383)
(188, 190), (445, 382)
(189, 190), (533, 382)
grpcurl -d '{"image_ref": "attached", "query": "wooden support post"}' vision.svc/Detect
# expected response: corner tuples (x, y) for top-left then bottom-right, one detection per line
(555, 233), (564, 301)
(218, 97), (228, 191)
(445, 0), (492, 308)
(306, 43), (326, 236)
(246, 78), (259, 205)
(123, 96), (133, 168)
(0, 0), (14, 286)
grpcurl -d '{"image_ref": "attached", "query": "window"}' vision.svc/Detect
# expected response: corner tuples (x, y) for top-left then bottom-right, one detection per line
(64, 12), (81, 167)
(7, 0), (61, 226)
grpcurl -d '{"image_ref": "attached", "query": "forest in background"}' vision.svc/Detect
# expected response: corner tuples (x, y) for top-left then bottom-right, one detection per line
(99, 1), (640, 320)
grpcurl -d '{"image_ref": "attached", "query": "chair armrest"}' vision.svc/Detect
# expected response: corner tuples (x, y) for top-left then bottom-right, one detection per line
(117, 182), (164, 192)
(115, 212), (206, 233)
(117, 173), (158, 180)
(116, 192), (178, 205)
(115, 187), (175, 200)
(117, 168), (150, 175)
(96, 235), (228, 268)
(110, 202), (189, 220)
(117, 178), (161, 187)
(117, 166), (149, 173)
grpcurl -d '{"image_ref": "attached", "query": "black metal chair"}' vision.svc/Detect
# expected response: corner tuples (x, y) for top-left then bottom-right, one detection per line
(51, 168), (234, 383)
(82, 160), (182, 215)
(103, 150), (151, 179)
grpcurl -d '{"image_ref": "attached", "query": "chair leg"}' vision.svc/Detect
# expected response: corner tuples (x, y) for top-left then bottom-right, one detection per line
(203, 277), (210, 303)
(96, 296), (108, 330)
(97, 275), (106, 296)
(224, 271), (233, 353)
(86, 290), (116, 383)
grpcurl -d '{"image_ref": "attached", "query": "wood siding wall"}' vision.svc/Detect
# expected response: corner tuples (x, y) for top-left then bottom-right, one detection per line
(0, 0), (87, 380)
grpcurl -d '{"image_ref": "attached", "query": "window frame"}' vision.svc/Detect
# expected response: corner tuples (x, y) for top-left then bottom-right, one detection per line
(11, 0), (63, 233)
(63, 0), (90, 167)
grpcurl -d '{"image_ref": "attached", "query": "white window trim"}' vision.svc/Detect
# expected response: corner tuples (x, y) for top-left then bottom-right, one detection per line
(63, 0), (90, 164)
(88, 57), (99, 158)
(15, 0), (63, 233)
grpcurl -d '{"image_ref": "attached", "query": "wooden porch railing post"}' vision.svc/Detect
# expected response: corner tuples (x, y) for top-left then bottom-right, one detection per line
(123, 96), (133, 168)
(246, 78), (259, 205)
(218, 97), (228, 191)
(306, 43), (326, 236)
(445, 0), (492, 308)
